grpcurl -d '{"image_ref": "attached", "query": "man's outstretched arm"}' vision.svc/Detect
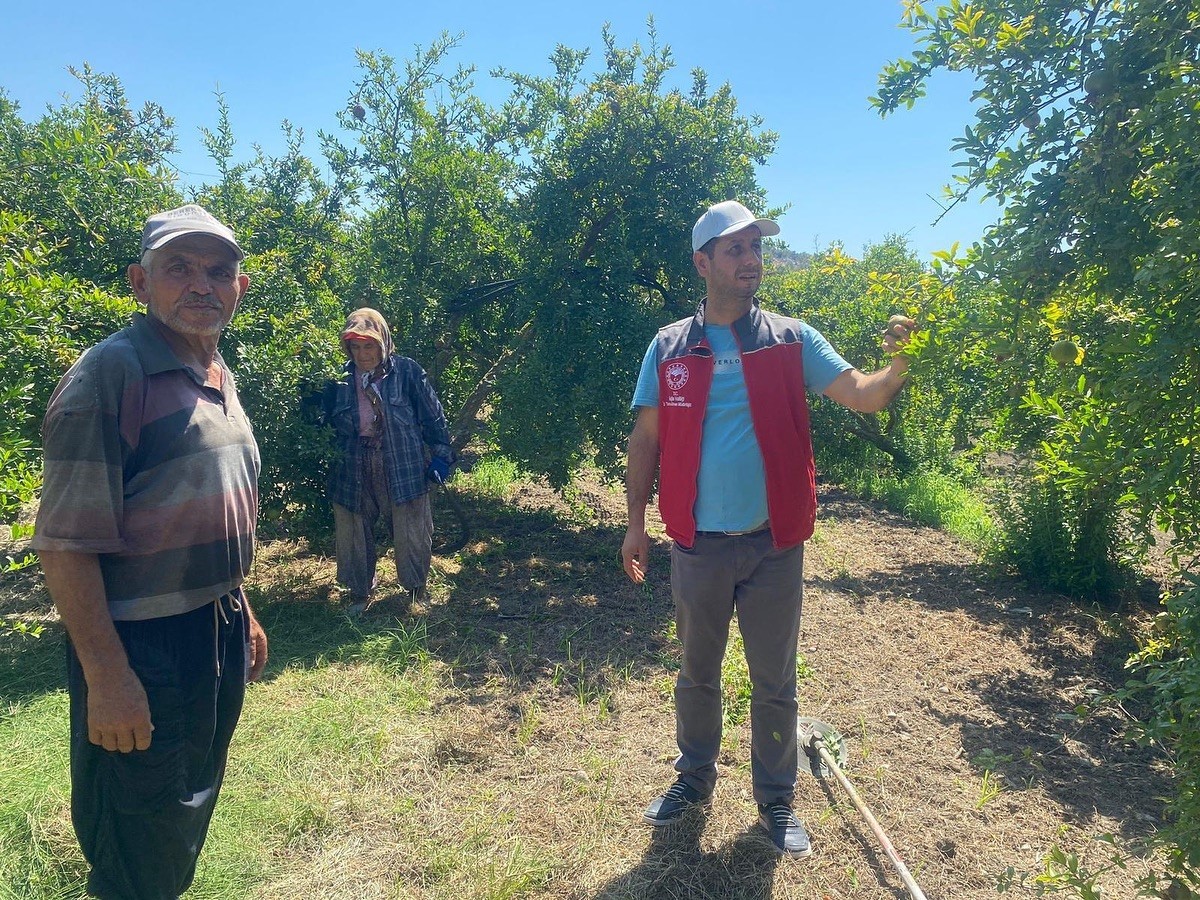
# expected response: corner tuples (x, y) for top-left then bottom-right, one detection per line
(822, 316), (917, 413)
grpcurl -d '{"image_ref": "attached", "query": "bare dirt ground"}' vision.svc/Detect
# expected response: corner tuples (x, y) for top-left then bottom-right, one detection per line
(1, 474), (1174, 899)
(402, 477), (1172, 899)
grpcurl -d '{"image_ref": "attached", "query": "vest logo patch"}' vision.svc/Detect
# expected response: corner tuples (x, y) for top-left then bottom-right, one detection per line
(665, 361), (689, 392)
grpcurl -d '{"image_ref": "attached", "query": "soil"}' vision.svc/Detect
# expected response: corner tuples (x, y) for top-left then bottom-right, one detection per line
(406, 477), (1173, 899)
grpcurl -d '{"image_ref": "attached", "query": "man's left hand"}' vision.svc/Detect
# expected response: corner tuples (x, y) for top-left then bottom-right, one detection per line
(247, 606), (268, 682)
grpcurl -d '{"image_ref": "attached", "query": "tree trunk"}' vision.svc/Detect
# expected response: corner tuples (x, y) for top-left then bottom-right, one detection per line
(448, 320), (535, 451)
(843, 412), (916, 472)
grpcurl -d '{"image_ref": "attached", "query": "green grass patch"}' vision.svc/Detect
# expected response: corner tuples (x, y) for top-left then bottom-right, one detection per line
(0, 691), (85, 900)
(455, 455), (521, 499)
(832, 467), (997, 549)
(0, 595), (566, 900)
(0, 619), (455, 899)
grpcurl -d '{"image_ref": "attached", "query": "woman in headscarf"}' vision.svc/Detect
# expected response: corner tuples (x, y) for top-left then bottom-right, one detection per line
(325, 308), (454, 613)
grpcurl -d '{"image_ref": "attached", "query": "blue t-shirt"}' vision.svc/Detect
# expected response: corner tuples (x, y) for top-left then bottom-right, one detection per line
(632, 319), (850, 532)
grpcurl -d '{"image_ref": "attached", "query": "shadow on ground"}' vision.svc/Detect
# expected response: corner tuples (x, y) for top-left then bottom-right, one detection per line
(0, 571), (65, 712)
(935, 666), (1171, 843)
(232, 488), (678, 694)
(591, 807), (782, 900)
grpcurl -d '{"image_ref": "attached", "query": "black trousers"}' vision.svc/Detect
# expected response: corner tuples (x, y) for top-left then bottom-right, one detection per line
(67, 593), (248, 900)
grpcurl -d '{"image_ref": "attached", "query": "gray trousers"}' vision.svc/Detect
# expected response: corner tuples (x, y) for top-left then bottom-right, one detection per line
(333, 445), (433, 599)
(670, 529), (804, 805)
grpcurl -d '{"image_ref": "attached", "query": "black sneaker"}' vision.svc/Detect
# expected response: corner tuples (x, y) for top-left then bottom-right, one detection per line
(643, 778), (712, 826)
(758, 802), (813, 858)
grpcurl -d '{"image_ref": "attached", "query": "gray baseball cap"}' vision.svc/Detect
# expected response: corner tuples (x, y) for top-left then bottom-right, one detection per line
(692, 200), (779, 252)
(140, 204), (244, 260)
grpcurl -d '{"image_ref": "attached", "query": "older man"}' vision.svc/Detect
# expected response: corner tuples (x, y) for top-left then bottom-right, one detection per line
(33, 204), (267, 900)
(621, 200), (915, 857)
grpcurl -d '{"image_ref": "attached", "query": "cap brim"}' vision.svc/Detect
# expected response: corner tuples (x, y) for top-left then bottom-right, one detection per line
(145, 229), (244, 260)
(720, 218), (780, 240)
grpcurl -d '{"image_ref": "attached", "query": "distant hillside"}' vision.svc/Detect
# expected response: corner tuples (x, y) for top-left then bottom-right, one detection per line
(765, 240), (813, 271)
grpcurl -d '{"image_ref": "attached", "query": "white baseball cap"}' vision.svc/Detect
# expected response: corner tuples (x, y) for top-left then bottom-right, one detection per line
(141, 204), (244, 260)
(691, 200), (779, 252)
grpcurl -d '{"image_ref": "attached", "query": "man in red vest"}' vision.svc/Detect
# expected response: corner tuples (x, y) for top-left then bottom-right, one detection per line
(621, 200), (915, 857)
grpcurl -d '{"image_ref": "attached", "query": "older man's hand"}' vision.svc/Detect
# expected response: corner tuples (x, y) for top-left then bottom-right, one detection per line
(247, 605), (269, 682)
(87, 666), (153, 753)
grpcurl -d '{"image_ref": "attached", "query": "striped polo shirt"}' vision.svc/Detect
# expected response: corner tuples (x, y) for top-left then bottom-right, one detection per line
(33, 312), (259, 621)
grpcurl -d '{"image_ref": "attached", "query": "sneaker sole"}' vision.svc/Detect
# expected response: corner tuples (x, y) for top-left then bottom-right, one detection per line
(779, 842), (814, 859)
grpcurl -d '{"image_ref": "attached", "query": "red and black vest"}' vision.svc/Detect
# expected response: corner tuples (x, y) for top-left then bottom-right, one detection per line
(656, 301), (817, 550)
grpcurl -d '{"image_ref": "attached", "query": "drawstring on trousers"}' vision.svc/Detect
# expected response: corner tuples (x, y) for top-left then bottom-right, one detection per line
(212, 590), (243, 678)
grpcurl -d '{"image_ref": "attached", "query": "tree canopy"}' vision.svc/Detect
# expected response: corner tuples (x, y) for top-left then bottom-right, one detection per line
(0, 25), (778, 529)
(877, 1), (1200, 887)
(4, 11), (1200, 888)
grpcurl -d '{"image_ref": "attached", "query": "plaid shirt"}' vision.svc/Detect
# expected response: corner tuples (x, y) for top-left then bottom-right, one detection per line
(325, 356), (453, 511)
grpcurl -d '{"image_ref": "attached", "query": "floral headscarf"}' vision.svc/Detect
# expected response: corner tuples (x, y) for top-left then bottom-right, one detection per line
(339, 307), (394, 360)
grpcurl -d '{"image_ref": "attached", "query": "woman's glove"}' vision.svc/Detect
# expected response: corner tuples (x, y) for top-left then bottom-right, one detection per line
(426, 457), (451, 485)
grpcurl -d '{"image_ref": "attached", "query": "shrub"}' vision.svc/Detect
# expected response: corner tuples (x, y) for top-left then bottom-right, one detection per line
(0, 213), (134, 561)
(990, 475), (1125, 600)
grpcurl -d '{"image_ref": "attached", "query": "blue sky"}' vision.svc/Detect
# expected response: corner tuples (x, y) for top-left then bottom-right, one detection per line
(3, 0), (1001, 260)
